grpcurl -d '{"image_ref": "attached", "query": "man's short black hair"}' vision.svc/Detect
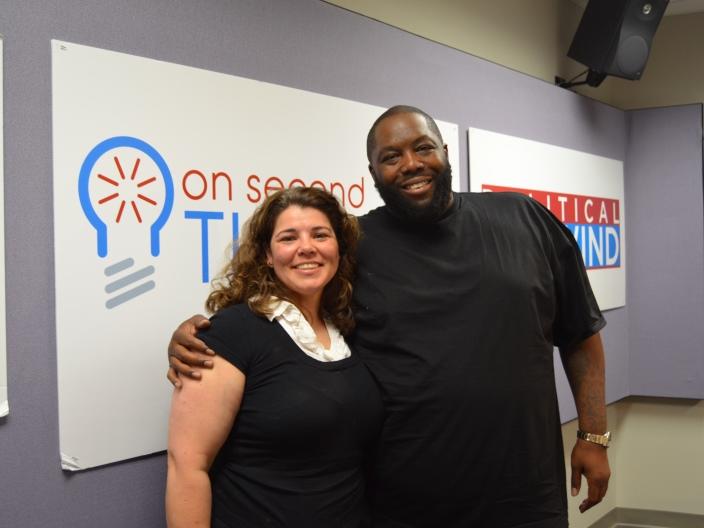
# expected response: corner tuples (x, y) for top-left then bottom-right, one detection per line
(366, 105), (444, 163)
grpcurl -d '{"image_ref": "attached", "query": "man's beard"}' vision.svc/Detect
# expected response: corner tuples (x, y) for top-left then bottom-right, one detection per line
(374, 163), (453, 224)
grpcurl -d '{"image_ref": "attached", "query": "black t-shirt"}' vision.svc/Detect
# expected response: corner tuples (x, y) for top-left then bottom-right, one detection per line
(351, 192), (605, 528)
(198, 304), (384, 528)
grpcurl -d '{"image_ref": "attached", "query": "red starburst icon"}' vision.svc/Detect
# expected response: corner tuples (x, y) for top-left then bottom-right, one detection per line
(96, 156), (159, 223)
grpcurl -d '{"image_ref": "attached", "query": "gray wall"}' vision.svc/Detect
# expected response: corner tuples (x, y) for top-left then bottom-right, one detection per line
(626, 104), (704, 398)
(2, 0), (691, 526)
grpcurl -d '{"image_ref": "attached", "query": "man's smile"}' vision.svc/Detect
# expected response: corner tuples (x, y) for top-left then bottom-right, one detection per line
(400, 176), (433, 195)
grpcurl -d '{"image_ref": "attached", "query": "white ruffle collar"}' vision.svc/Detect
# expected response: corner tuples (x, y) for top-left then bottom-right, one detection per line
(264, 298), (351, 362)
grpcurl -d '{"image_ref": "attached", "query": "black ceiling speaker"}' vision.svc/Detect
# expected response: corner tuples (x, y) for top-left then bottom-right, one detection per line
(568, 0), (669, 86)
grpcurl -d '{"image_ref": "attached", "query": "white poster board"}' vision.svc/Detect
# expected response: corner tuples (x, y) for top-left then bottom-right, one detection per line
(469, 127), (625, 311)
(0, 36), (7, 418)
(52, 40), (460, 470)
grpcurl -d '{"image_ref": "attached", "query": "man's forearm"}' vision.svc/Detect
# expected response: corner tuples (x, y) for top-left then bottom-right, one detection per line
(560, 333), (607, 432)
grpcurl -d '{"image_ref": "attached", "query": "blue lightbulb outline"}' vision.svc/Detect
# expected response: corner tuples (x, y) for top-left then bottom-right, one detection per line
(78, 136), (174, 257)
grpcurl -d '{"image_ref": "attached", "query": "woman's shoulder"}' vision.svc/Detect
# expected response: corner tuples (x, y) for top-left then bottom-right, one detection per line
(204, 303), (267, 341)
(211, 302), (251, 320)
(211, 302), (272, 324)
(199, 303), (278, 370)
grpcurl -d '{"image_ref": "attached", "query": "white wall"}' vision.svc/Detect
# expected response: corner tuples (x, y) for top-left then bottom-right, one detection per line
(324, 0), (704, 109)
(564, 397), (704, 527)
(607, 12), (704, 109)
(614, 397), (704, 514)
(324, 0), (581, 85)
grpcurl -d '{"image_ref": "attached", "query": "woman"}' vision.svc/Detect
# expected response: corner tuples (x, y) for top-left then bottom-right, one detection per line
(166, 187), (383, 527)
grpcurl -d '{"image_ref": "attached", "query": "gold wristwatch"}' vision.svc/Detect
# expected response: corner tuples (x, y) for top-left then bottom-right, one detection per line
(577, 429), (611, 447)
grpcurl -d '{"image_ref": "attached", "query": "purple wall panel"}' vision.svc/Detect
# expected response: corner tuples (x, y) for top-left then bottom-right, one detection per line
(0, 0), (632, 525)
(625, 104), (704, 398)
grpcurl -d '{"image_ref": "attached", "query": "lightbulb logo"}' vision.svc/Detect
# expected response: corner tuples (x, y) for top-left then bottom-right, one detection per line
(79, 136), (174, 309)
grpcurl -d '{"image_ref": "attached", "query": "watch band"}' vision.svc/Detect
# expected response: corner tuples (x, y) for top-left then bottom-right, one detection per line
(577, 429), (611, 447)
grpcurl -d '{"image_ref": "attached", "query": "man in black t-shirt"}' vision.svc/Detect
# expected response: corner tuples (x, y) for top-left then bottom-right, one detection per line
(168, 105), (611, 527)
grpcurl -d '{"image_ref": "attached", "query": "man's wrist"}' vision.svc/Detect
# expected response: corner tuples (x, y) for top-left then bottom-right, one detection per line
(577, 429), (611, 447)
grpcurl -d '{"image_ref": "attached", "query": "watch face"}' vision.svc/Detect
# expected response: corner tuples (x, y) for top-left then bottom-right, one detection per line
(592, 434), (606, 445)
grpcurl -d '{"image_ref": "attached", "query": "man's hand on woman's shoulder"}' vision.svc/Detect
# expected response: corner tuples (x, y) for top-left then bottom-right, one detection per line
(167, 314), (214, 388)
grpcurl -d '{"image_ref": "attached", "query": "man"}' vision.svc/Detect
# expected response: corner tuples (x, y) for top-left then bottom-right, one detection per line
(168, 105), (610, 527)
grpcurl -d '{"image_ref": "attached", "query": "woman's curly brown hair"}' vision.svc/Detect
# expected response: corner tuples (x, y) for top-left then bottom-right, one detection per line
(206, 187), (360, 335)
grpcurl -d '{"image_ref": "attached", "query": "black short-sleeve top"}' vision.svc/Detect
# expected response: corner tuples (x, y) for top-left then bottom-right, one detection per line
(352, 192), (605, 527)
(198, 303), (383, 528)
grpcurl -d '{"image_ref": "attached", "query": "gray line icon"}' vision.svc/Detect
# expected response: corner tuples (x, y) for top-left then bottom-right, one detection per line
(104, 257), (155, 309)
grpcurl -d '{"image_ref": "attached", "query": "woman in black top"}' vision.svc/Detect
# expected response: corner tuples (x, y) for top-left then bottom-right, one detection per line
(166, 188), (383, 527)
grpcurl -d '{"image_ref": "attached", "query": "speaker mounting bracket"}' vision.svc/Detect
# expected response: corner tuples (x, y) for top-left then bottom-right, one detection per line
(555, 69), (607, 89)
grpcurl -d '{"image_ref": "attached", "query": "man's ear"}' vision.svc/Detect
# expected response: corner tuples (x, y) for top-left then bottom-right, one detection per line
(368, 164), (378, 182)
(443, 144), (449, 156)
